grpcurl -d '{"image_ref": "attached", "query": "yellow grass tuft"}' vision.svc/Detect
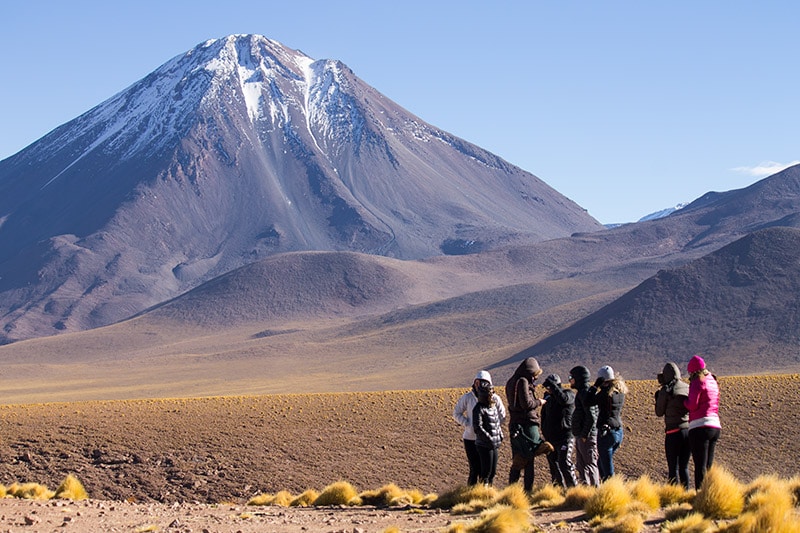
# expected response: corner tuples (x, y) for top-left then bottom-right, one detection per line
(433, 484), (498, 510)
(419, 493), (439, 506)
(661, 511), (715, 533)
(493, 483), (531, 510)
(381, 527), (402, 533)
(0, 485), (6, 498)
(271, 490), (294, 507)
(658, 483), (695, 507)
(562, 484), (597, 510)
(721, 477), (800, 533)
(663, 503), (694, 522)
(530, 484), (565, 508)
(54, 474), (88, 500)
(627, 476), (659, 511)
(590, 512), (644, 533)
(290, 489), (319, 507)
(359, 483), (421, 507)
(446, 505), (533, 533)
(247, 493), (273, 506)
(585, 477), (632, 519)
(693, 466), (744, 519)
(313, 480), (360, 506)
(7, 482), (55, 500)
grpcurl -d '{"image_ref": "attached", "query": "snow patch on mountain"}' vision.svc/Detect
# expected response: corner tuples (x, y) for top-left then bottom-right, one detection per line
(638, 203), (688, 222)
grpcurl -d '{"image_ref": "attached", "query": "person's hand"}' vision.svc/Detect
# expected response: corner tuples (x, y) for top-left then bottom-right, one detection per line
(594, 377), (605, 388)
(539, 398), (547, 406)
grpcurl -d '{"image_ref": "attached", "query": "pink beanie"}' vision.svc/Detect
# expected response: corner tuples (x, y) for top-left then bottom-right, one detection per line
(687, 355), (706, 374)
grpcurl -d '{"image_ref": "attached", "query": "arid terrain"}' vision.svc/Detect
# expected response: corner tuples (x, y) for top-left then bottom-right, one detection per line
(0, 374), (798, 531)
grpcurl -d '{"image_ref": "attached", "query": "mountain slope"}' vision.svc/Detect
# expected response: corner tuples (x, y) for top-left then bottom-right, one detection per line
(508, 226), (800, 375)
(0, 35), (602, 344)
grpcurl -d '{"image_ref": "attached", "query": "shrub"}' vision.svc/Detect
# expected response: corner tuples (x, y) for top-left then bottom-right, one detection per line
(661, 511), (715, 533)
(433, 484), (497, 510)
(313, 480), (359, 506)
(445, 505), (533, 533)
(7, 482), (55, 500)
(290, 489), (319, 507)
(562, 484), (597, 510)
(493, 484), (531, 510)
(590, 512), (644, 533)
(693, 466), (744, 519)
(722, 478), (800, 533)
(530, 484), (565, 508)
(247, 493), (274, 506)
(55, 474), (88, 500)
(271, 490), (294, 507)
(658, 483), (694, 507)
(585, 477), (632, 519)
(627, 476), (659, 510)
(663, 503), (694, 522)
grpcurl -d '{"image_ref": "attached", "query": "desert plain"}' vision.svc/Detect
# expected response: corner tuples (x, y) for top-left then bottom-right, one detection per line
(0, 374), (798, 532)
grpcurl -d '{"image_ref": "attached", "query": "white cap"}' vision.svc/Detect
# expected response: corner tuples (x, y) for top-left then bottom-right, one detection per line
(598, 365), (615, 381)
(475, 370), (492, 386)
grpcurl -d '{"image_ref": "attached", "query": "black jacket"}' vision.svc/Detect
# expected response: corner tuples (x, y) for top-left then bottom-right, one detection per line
(472, 397), (504, 449)
(541, 385), (575, 443)
(570, 366), (598, 439)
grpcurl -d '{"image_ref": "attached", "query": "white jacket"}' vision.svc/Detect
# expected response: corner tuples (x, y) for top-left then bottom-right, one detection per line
(453, 388), (507, 440)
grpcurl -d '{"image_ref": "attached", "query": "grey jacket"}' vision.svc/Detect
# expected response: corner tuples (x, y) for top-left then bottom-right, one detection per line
(654, 362), (689, 431)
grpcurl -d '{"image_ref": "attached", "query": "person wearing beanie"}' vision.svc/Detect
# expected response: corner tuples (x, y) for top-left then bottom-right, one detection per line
(505, 357), (554, 491)
(655, 362), (691, 488)
(590, 365), (628, 481)
(541, 373), (578, 488)
(453, 370), (506, 485)
(472, 381), (504, 486)
(569, 365), (600, 486)
(683, 355), (721, 489)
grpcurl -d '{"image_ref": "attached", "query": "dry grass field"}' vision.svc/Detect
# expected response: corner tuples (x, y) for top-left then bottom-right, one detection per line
(0, 375), (798, 531)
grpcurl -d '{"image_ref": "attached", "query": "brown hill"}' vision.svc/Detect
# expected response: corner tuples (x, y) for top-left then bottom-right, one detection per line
(510, 226), (800, 377)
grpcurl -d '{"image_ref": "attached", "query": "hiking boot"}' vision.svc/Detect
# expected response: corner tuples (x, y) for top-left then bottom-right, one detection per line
(534, 441), (554, 457)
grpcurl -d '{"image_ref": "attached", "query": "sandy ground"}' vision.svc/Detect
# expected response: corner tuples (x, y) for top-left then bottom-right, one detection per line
(0, 375), (798, 532)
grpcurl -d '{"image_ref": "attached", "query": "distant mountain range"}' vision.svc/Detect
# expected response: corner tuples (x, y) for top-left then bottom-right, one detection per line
(1, 35), (799, 401)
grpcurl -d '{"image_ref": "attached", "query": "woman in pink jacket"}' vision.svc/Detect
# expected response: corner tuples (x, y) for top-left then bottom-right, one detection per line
(683, 355), (721, 489)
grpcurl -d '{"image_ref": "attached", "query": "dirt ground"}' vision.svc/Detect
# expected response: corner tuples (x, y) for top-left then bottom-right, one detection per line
(0, 375), (798, 532)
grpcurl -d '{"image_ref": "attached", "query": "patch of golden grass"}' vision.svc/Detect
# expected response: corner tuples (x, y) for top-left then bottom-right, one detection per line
(493, 484), (531, 510)
(0, 485), (6, 498)
(627, 475), (659, 511)
(590, 512), (644, 533)
(272, 490), (294, 507)
(290, 489), (319, 507)
(313, 480), (360, 506)
(663, 503), (694, 522)
(7, 482), (55, 500)
(658, 483), (695, 507)
(530, 484), (565, 508)
(719, 476), (800, 533)
(358, 483), (424, 507)
(693, 466), (744, 519)
(433, 484), (498, 510)
(661, 511), (715, 533)
(561, 484), (597, 510)
(247, 493), (273, 506)
(445, 505), (533, 533)
(381, 527), (402, 533)
(585, 477), (632, 519)
(54, 474), (88, 500)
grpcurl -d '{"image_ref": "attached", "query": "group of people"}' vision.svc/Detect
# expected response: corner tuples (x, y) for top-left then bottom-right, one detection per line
(453, 355), (721, 491)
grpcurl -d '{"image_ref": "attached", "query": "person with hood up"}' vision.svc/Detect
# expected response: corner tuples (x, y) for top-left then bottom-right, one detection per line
(541, 373), (578, 488)
(654, 362), (690, 488)
(591, 365), (627, 481)
(505, 357), (553, 491)
(684, 355), (721, 490)
(569, 365), (600, 486)
(472, 380), (504, 486)
(453, 370), (507, 485)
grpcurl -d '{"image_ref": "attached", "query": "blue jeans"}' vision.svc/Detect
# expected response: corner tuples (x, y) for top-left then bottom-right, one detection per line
(598, 427), (623, 481)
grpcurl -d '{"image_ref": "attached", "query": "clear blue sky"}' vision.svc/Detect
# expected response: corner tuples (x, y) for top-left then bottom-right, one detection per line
(2, 1), (798, 223)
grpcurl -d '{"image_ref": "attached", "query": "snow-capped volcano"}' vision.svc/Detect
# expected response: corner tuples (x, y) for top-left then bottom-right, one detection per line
(0, 34), (602, 343)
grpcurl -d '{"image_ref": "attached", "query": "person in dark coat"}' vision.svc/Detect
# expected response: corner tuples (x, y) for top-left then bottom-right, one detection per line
(655, 362), (691, 489)
(591, 365), (627, 481)
(472, 382), (504, 486)
(569, 365), (600, 486)
(505, 357), (553, 491)
(541, 373), (577, 488)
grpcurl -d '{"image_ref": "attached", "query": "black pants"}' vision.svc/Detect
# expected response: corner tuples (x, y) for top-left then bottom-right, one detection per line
(689, 426), (720, 490)
(463, 439), (481, 485)
(665, 429), (690, 489)
(546, 437), (577, 488)
(476, 444), (498, 485)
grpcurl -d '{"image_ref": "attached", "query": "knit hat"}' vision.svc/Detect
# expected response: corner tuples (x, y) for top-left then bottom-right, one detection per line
(687, 355), (706, 374)
(569, 365), (591, 382)
(598, 365), (615, 381)
(475, 370), (493, 386)
(544, 373), (561, 386)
